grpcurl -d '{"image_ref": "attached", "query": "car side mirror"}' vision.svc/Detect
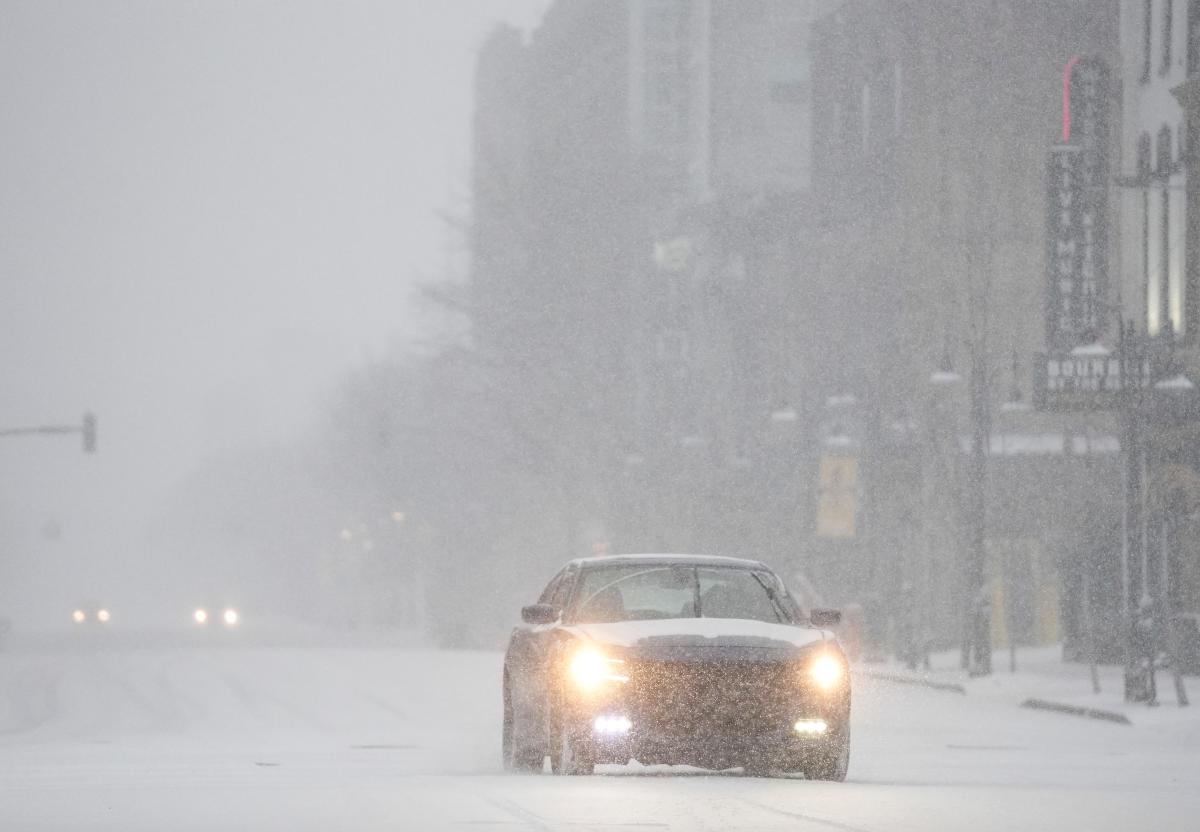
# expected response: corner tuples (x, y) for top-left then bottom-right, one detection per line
(521, 603), (559, 625)
(810, 608), (842, 628)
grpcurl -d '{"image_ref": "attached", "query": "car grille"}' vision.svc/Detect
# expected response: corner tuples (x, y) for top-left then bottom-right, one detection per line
(625, 659), (799, 738)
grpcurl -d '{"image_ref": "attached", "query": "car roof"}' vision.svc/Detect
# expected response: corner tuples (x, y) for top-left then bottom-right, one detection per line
(566, 553), (770, 570)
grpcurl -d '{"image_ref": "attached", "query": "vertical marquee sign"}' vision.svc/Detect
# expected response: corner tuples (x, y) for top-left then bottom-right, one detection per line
(1045, 56), (1111, 352)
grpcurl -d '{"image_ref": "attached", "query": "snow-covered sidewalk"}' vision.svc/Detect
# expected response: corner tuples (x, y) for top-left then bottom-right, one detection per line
(859, 644), (1198, 729)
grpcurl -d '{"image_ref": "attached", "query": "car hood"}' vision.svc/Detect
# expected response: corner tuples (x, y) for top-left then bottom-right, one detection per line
(570, 617), (828, 658)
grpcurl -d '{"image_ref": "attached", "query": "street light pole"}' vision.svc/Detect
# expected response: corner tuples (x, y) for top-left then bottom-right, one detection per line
(1161, 511), (1191, 706)
(964, 340), (992, 676)
(1152, 370), (1194, 707)
(930, 352), (963, 669)
(1117, 318), (1141, 702)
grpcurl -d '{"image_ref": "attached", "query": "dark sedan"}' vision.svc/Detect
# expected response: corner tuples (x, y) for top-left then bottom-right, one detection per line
(502, 554), (850, 779)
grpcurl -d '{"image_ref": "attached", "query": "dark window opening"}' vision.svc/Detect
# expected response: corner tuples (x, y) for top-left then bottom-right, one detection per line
(1138, 132), (1154, 180)
(1164, 0), (1175, 74)
(1162, 186), (1172, 330)
(1144, 188), (1152, 329)
(1145, 0), (1155, 82)
(1157, 124), (1174, 176)
(1160, 125), (1173, 330)
(1190, 0), (1200, 74)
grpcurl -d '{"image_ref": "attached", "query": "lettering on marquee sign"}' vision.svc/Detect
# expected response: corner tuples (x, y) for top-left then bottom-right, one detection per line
(1045, 58), (1110, 352)
(1033, 350), (1152, 411)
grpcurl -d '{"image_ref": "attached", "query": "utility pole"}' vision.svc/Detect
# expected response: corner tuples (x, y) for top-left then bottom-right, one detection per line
(1161, 512), (1191, 706)
(963, 337), (992, 675)
(1117, 316), (1146, 702)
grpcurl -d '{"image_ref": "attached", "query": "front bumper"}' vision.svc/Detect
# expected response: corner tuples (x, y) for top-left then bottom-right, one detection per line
(584, 722), (840, 769)
(564, 656), (849, 768)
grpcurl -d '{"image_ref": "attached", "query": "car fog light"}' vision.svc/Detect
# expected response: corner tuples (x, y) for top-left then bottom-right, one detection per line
(793, 719), (828, 735)
(593, 715), (632, 735)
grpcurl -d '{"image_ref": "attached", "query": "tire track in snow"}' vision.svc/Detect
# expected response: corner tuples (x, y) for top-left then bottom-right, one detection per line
(88, 655), (186, 732)
(736, 797), (876, 832)
(482, 793), (674, 832)
(0, 663), (61, 736)
(354, 689), (409, 721)
(155, 655), (209, 725)
(483, 795), (561, 831)
(184, 651), (335, 731)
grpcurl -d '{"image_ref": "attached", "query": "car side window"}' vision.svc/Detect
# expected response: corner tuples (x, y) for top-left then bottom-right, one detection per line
(550, 566), (577, 610)
(537, 571), (564, 605)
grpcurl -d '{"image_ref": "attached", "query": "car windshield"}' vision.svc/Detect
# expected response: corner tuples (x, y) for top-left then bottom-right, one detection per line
(571, 564), (789, 624)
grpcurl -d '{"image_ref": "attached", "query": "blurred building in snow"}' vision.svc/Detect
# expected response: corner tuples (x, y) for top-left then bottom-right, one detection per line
(1118, 0), (1192, 339)
(469, 0), (838, 568)
(466, 0), (1149, 657)
(804, 0), (1126, 657)
(809, 0), (1118, 402)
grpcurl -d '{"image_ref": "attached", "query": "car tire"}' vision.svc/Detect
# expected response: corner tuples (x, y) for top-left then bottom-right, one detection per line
(551, 716), (595, 776)
(802, 724), (850, 782)
(502, 685), (544, 773)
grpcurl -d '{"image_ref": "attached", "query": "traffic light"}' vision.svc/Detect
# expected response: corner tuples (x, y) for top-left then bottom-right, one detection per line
(82, 412), (97, 454)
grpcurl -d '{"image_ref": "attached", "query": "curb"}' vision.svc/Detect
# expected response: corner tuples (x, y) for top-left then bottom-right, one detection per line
(1019, 698), (1131, 725)
(856, 669), (967, 694)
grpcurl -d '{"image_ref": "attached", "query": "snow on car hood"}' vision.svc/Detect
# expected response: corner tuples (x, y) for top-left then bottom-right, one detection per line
(571, 617), (827, 653)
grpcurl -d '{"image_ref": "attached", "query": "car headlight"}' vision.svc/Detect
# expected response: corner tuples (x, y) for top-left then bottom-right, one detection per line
(568, 648), (628, 691)
(194, 608), (209, 625)
(72, 609), (86, 624)
(96, 609), (111, 623)
(222, 608), (239, 626)
(808, 654), (846, 690)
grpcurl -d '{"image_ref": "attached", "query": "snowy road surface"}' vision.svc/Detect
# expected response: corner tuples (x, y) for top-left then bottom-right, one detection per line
(2, 642), (1198, 831)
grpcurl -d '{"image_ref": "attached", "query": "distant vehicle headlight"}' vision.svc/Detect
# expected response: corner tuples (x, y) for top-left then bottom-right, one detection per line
(568, 648), (627, 691)
(808, 654), (846, 690)
(96, 609), (111, 623)
(222, 608), (239, 626)
(72, 609), (86, 624)
(194, 608), (209, 625)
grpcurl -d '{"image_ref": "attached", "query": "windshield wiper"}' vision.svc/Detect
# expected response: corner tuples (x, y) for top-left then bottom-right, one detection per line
(751, 571), (791, 623)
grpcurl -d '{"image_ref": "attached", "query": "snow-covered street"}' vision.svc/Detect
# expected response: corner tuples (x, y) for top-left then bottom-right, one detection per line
(2, 641), (1197, 831)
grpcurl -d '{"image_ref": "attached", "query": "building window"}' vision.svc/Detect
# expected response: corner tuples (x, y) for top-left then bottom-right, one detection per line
(1162, 186), (1172, 331)
(1138, 132), (1153, 179)
(1164, 0), (1175, 73)
(1159, 125), (1173, 331)
(1144, 0), (1155, 82)
(1144, 185), (1153, 332)
(1141, 132), (1154, 332)
(1157, 123), (1174, 175)
(1190, 0), (1200, 75)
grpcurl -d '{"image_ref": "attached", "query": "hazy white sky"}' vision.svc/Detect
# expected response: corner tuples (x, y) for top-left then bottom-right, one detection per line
(0, 0), (547, 617)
